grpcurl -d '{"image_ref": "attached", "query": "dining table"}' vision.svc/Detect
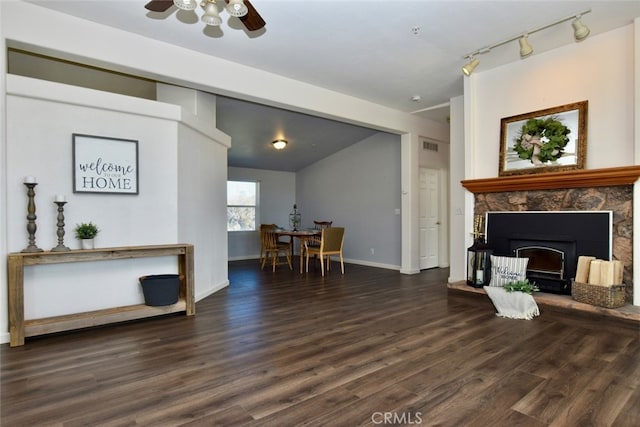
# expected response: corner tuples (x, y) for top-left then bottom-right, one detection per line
(274, 229), (321, 273)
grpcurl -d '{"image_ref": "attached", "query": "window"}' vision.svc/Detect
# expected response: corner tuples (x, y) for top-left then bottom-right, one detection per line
(227, 181), (258, 231)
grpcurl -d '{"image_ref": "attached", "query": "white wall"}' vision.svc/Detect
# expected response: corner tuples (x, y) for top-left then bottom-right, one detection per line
(471, 25), (635, 178)
(6, 75), (180, 321)
(453, 23), (639, 304)
(157, 85), (232, 301)
(177, 124), (230, 300)
(227, 167), (296, 260)
(449, 95), (466, 282)
(1, 74), (230, 342)
(296, 133), (402, 269)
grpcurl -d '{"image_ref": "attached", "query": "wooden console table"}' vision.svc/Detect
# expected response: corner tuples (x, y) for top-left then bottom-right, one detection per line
(7, 244), (195, 347)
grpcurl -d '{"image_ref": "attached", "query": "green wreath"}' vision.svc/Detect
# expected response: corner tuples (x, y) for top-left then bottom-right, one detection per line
(513, 116), (571, 164)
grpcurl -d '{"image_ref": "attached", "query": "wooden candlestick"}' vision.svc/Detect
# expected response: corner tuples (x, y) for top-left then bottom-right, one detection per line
(51, 201), (70, 252)
(21, 182), (43, 253)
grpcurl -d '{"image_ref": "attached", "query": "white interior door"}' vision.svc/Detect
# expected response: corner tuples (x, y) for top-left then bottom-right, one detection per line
(419, 168), (439, 270)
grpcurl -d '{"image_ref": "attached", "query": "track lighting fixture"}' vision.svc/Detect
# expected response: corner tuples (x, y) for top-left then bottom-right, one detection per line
(461, 58), (480, 76)
(462, 9), (591, 76)
(519, 35), (533, 58)
(272, 139), (288, 150)
(572, 16), (590, 41)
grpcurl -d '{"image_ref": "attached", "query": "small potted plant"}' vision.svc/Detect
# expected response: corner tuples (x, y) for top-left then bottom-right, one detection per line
(74, 222), (99, 249)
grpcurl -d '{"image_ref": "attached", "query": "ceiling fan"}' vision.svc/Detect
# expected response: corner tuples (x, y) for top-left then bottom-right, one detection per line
(144, 0), (266, 31)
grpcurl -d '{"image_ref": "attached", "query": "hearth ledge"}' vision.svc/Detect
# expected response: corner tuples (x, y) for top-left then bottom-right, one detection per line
(448, 281), (640, 323)
(461, 165), (640, 194)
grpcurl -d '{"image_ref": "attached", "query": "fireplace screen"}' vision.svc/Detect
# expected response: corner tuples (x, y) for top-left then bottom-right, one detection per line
(515, 246), (564, 280)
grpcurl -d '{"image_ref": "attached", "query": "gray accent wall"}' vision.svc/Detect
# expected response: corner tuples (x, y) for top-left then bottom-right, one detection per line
(296, 133), (402, 269)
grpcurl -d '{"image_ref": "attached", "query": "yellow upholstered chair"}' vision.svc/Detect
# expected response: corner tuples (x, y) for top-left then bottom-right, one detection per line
(260, 227), (292, 272)
(304, 227), (345, 276)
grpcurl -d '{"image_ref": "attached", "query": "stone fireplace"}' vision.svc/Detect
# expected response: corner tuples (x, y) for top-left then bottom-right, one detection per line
(462, 166), (640, 303)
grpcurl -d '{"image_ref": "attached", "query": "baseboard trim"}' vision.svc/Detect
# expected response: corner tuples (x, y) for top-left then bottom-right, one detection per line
(196, 280), (229, 302)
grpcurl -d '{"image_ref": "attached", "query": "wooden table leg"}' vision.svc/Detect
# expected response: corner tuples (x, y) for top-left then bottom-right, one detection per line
(8, 255), (25, 347)
(299, 236), (309, 273)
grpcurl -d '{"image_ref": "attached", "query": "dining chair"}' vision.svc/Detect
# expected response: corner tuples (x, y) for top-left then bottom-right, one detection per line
(304, 227), (345, 276)
(305, 220), (332, 264)
(260, 227), (293, 272)
(259, 224), (292, 265)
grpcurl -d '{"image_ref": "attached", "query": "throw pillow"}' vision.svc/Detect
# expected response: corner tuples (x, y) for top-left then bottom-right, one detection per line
(489, 255), (529, 287)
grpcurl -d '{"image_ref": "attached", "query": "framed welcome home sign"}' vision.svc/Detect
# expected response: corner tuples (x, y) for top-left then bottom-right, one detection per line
(72, 133), (139, 194)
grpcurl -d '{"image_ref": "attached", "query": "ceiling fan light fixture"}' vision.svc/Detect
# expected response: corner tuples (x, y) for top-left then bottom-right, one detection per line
(572, 16), (590, 41)
(272, 139), (288, 150)
(519, 35), (533, 58)
(226, 0), (248, 17)
(173, 0), (198, 11)
(462, 58), (480, 76)
(201, 0), (222, 26)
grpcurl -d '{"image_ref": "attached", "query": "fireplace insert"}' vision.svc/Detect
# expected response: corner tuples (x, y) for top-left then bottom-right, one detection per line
(486, 211), (612, 295)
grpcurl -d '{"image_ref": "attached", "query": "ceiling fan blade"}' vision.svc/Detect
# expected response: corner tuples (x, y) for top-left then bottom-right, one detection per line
(225, 0), (266, 31)
(145, 0), (174, 13)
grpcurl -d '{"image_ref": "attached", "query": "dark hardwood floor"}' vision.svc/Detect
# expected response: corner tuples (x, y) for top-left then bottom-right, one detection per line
(2, 260), (639, 426)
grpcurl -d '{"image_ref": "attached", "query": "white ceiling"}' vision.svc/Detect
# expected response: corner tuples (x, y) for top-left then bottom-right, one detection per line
(26, 1), (640, 171)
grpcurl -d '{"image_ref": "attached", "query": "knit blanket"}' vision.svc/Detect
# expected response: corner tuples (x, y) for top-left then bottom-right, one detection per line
(483, 286), (540, 320)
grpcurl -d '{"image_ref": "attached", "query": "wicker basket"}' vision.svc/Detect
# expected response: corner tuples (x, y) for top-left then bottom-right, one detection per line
(571, 281), (626, 309)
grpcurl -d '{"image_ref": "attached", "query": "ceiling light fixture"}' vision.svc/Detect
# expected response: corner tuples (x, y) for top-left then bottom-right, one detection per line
(145, 0), (265, 31)
(174, 0), (248, 27)
(272, 139), (288, 150)
(461, 8), (591, 76)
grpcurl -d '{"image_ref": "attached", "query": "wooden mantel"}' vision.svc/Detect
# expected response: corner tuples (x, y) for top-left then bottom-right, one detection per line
(461, 166), (640, 194)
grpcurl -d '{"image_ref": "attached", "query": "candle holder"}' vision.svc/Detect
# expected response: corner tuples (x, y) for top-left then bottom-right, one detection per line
(51, 201), (70, 252)
(21, 182), (43, 253)
(289, 204), (301, 231)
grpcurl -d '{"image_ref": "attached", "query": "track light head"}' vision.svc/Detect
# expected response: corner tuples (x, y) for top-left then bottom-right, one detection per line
(226, 0), (248, 17)
(519, 35), (533, 58)
(174, 0), (198, 10)
(201, 0), (222, 26)
(572, 16), (590, 41)
(462, 58), (480, 76)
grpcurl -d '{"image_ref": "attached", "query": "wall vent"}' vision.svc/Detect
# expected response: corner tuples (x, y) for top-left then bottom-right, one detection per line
(423, 141), (438, 152)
